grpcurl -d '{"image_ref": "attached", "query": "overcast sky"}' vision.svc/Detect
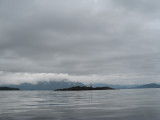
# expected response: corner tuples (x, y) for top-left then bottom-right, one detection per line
(0, 0), (160, 85)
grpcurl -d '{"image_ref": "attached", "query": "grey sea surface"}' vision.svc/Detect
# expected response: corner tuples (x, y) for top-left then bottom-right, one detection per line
(0, 89), (160, 120)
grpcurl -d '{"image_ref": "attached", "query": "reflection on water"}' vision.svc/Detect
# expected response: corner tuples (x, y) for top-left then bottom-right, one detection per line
(0, 89), (160, 120)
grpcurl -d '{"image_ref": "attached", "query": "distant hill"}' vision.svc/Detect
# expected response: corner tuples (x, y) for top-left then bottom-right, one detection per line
(1, 80), (84, 90)
(135, 83), (160, 88)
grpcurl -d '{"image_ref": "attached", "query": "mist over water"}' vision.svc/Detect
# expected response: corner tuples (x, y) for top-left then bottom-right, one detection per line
(0, 89), (160, 120)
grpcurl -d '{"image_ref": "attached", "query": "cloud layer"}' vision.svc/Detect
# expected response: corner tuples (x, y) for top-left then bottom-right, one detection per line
(0, 71), (159, 85)
(0, 0), (160, 84)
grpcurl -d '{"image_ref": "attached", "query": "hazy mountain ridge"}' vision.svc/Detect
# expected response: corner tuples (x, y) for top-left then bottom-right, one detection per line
(0, 80), (84, 90)
(90, 83), (140, 89)
(91, 83), (160, 89)
(1, 82), (160, 90)
(136, 83), (160, 88)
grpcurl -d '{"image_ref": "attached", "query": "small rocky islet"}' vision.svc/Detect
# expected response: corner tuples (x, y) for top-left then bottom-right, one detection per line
(55, 86), (114, 91)
(0, 87), (20, 91)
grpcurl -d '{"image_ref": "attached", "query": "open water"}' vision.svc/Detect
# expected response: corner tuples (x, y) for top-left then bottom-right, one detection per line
(0, 89), (160, 120)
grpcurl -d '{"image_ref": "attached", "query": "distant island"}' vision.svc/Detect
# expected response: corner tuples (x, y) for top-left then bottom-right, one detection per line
(55, 86), (114, 91)
(0, 87), (20, 91)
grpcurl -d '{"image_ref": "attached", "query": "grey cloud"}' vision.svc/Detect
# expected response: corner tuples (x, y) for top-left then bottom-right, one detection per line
(112, 0), (160, 15)
(0, 0), (159, 84)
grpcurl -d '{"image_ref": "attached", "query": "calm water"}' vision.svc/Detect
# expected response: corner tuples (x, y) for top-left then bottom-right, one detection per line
(0, 89), (160, 120)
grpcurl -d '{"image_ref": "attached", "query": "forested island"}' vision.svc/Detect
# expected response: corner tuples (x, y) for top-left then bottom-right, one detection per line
(0, 87), (20, 91)
(55, 86), (114, 91)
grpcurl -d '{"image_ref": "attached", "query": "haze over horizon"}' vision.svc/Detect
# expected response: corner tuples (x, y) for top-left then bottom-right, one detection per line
(0, 0), (160, 85)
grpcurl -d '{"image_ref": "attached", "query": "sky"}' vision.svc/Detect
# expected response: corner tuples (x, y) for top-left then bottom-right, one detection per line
(0, 0), (160, 85)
